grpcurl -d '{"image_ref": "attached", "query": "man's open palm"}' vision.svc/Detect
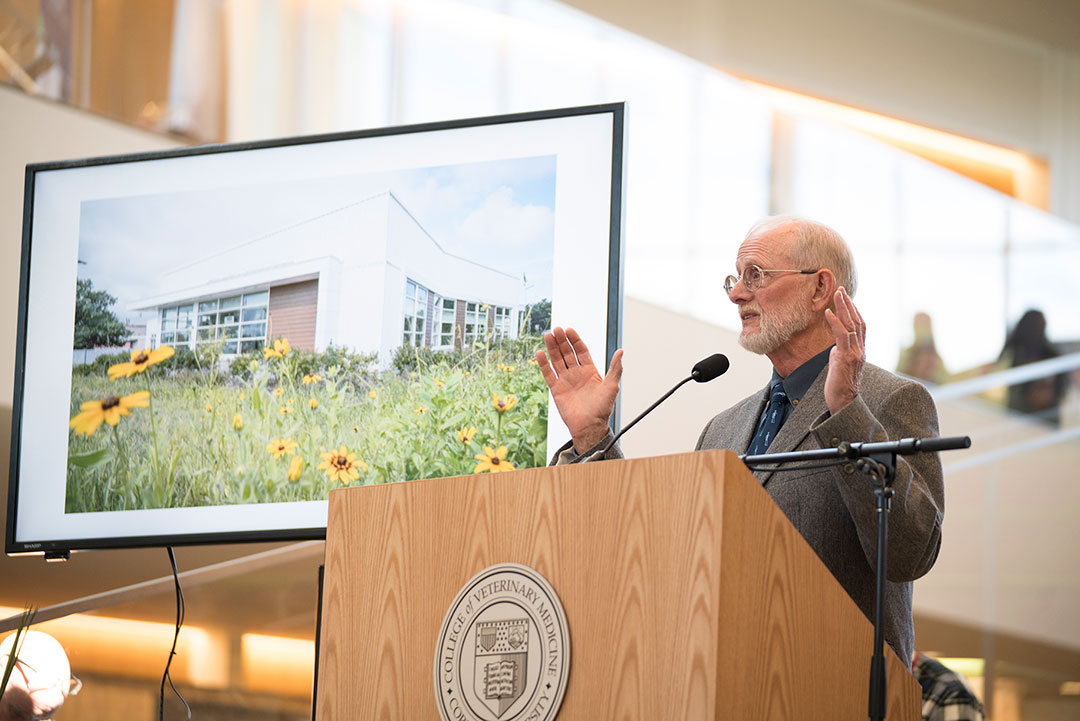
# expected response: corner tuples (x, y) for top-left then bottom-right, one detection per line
(536, 327), (623, 453)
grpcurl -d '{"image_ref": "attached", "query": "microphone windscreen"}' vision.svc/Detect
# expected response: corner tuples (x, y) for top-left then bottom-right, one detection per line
(691, 353), (730, 382)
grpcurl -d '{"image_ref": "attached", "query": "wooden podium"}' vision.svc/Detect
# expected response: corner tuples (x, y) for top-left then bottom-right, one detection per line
(315, 450), (920, 720)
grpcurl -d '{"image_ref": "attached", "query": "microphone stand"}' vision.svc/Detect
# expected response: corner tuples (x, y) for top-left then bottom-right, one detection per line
(741, 435), (970, 721)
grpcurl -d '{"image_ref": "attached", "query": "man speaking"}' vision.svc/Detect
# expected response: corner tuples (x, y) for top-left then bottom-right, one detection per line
(537, 215), (944, 668)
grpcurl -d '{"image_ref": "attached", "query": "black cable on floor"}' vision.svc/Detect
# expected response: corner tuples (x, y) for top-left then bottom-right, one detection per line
(159, 546), (191, 721)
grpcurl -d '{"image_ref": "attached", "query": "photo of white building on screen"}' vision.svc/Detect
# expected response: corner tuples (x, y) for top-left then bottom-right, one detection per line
(128, 190), (526, 364)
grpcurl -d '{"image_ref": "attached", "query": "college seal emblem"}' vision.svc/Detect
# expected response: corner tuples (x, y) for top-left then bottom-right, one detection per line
(434, 563), (570, 721)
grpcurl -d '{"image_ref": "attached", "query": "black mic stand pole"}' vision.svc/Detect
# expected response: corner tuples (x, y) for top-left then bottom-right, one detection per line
(857, 448), (895, 721)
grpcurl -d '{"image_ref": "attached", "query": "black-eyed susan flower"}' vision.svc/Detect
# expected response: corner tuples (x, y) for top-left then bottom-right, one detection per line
(69, 390), (150, 436)
(368, 389), (378, 399)
(108, 346), (175, 380)
(232, 413), (243, 431)
(263, 337), (291, 359)
(497, 363), (514, 373)
(435, 378), (445, 388)
(492, 393), (517, 413)
(302, 374), (322, 385)
(288, 456), (303, 482)
(415, 406), (427, 415)
(204, 403), (214, 413)
(308, 398), (318, 410)
(272, 387), (284, 397)
(266, 437), (298, 459)
(457, 426), (476, 444)
(278, 405), (293, 416)
(474, 445), (514, 474)
(318, 445), (366, 484)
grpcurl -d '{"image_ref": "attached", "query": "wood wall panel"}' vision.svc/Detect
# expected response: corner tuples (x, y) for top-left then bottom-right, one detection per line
(268, 279), (318, 350)
(89, 0), (174, 127)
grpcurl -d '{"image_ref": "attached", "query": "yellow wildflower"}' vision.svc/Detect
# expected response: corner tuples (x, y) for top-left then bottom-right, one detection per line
(497, 363), (514, 373)
(474, 445), (514, 474)
(232, 413), (243, 431)
(308, 398), (319, 410)
(69, 391), (150, 436)
(368, 389), (378, 399)
(108, 346), (175, 380)
(318, 445), (366, 484)
(263, 337), (291, 359)
(204, 403), (214, 413)
(457, 426), (477, 444)
(288, 456), (303, 482)
(435, 378), (445, 388)
(266, 437), (298, 459)
(302, 374), (322, 385)
(492, 393), (517, 413)
(278, 405), (293, 415)
(416, 406), (427, 415)
(273, 387), (284, 397)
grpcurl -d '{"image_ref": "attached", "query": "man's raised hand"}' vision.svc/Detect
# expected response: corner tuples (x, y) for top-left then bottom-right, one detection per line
(536, 327), (623, 453)
(823, 287), (866, 414)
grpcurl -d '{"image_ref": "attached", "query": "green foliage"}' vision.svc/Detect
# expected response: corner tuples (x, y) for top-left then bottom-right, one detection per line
(73, 278), (128, 349)
(227, 345), (377, 389)
(391, 344), (464, 375)
(391, 336), (545, 375)
(522, 298), (551, 335)
(72, 350), (130, 378)
(170, 346), (206, 372)
(64, 336), (549, 512)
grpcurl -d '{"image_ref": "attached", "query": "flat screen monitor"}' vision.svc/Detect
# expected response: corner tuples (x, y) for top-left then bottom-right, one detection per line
(7, 103), (625, 553)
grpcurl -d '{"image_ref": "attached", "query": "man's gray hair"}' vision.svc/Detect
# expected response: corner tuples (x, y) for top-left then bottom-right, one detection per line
(747, 215), (858, 297)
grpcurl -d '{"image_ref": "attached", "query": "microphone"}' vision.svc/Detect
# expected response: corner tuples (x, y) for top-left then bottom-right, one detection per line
(590, 353), (730, 460)
(691, 353), (731, 382)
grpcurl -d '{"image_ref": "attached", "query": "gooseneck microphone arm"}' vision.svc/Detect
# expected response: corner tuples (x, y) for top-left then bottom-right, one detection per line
(596, 375), (695, 457)
(593, 353), (730, 459)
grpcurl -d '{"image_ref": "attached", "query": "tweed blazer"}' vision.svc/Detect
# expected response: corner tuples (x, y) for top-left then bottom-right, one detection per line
(695, 361), (944, 668)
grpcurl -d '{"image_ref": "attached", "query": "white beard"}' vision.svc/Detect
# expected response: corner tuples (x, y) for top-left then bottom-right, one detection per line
(738, 293), (815, 355)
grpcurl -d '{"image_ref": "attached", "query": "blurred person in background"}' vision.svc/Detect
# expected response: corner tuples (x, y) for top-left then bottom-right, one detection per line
(998, 309), (1068, 425)
(897, 312), (948, 384)
(912, 651), (985, 721)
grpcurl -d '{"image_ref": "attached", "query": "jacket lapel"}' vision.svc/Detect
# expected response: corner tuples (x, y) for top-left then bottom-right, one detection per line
(755, 365), (830, 486)
(735, 385), (770, 456)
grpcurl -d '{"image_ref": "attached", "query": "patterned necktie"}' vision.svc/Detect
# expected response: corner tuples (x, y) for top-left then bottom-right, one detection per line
(746, 381), (788, 456)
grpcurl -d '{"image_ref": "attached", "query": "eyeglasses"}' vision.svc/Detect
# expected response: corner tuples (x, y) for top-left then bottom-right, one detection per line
(723, 264), (819, 295)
